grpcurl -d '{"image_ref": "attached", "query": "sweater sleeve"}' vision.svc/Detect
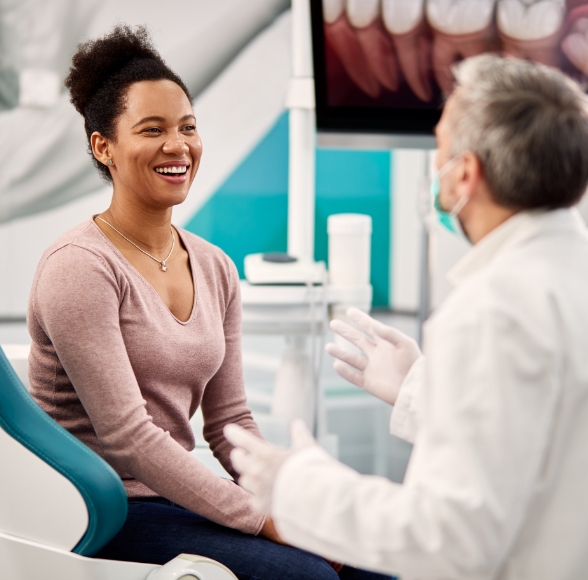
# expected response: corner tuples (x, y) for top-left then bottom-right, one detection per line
(31, 245), (265, 535)
(201, 256), (264, 479)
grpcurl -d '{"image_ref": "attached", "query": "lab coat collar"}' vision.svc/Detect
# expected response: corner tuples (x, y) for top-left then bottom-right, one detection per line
(447, 208), (586, 288)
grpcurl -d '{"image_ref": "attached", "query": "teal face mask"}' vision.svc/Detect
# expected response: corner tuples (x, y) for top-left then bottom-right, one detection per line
(431, 155), (470, 240)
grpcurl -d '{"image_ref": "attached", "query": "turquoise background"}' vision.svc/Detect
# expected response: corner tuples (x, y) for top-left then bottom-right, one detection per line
(185, 113), (392, 307)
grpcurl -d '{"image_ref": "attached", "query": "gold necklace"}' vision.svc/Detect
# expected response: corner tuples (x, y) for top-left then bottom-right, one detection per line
(96, 217), (175, 272)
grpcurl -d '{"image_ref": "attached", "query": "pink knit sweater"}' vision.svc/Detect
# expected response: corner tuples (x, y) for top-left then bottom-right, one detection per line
(28, 219), (265, 535)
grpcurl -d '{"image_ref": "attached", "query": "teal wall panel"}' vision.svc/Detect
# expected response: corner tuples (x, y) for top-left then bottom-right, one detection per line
(186, 114), (289, 273)
(185, 112), (391, 307)
(315, 149), (390, 307)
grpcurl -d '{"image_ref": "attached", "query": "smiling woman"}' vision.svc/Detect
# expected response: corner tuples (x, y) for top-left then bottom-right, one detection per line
(24, 24), (388, 580)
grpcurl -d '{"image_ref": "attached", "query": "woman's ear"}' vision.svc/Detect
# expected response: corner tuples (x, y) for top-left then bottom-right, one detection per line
(91, 132), (112, 167)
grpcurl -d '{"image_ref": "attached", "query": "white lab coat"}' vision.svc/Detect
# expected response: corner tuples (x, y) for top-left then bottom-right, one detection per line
(272, 209), (588, 580)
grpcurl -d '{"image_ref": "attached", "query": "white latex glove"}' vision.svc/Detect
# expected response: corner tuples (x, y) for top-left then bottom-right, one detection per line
(224, 419), (316, 514)
(325, 307), (422, 405)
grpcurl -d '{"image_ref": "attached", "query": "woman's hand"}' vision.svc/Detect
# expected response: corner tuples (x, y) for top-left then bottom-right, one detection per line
(327, 560), (345, 573)
(260, 517), (344, 572)
(259, 516), (287, 545)
(229, 424), (345, 572)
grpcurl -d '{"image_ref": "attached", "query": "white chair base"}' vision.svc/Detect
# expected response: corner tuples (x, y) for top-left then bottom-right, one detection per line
(0, 533), (236, 580)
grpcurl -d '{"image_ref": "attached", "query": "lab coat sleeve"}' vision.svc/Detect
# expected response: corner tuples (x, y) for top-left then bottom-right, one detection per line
(271, 290), (559, 579)
(389, 355), (425, 443)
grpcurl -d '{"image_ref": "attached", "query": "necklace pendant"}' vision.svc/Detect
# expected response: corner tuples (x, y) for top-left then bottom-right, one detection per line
(161, 262), (167, 272)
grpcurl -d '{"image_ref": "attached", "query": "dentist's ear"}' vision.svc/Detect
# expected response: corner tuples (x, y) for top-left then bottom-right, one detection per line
(456, 150), (484, 200)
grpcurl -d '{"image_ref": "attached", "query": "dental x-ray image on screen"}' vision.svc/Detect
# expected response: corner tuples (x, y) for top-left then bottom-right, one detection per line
(312, 0), (588, 135)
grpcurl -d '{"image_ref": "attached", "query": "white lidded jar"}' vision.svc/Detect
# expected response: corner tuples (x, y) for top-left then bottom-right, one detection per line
(327, 213), (372, 286)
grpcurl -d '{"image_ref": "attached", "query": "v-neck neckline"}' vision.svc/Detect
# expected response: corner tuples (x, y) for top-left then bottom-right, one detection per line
(91, 217), (198, 325)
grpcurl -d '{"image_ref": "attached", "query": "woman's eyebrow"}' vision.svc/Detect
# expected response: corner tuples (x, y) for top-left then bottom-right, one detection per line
(132, 114), (196, 128)
(132, 116), (165, 128)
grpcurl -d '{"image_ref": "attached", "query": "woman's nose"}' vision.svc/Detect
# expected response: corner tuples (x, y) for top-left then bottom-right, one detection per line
(162, 136), (189, 155)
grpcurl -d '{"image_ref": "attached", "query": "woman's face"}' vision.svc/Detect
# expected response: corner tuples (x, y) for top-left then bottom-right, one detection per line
(104, 79), (202, 210)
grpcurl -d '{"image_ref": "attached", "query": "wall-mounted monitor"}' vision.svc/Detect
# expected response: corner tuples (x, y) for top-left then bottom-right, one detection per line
(311, 0), (588, 144)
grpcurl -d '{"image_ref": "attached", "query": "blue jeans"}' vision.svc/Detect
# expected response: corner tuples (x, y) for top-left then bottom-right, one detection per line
(94, 498), (391, 580)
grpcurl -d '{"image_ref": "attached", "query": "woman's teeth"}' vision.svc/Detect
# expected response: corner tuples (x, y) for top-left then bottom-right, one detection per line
(155, 166), (188, 174)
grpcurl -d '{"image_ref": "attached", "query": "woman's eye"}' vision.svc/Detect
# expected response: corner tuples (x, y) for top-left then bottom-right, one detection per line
(182, 125), (196, 132)
(143, 127), (162, 134)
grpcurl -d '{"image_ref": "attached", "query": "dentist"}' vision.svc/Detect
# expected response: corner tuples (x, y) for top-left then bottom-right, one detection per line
(226, 55), (588, 579)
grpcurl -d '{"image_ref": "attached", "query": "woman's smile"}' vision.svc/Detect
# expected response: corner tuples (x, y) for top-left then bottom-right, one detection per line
(153, 160), (191, 185)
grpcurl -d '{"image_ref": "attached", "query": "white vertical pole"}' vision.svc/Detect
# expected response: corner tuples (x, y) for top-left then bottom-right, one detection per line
(287, 0), (316, 261)
(391, 149), (427, 313)
(417, 151), (433, 344)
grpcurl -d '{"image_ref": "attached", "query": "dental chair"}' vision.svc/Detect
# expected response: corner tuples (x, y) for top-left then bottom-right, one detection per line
(0, 346), (237, 580)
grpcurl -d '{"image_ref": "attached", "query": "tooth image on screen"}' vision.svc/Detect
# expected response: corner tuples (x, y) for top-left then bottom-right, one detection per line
(313, 0), (588, 136)
(497, 0), (566, 66)
(427, 0), (498, 93)
(562, 7), (588, 75)
(347, 0), (399, 93)
(323, 0), (382, 98)
(382, 0), (432, 102)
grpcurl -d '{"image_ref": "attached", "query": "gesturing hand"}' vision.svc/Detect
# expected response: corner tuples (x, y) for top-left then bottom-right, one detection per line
(326, 307), (422, 406)
(224, 419), (316, 515)
(227, 423), (345, 572)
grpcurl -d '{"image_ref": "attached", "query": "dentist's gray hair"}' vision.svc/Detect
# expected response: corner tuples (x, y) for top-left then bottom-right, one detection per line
(448, 55), (588, 209)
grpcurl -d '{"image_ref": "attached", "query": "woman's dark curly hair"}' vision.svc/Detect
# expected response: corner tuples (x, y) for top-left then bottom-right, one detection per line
(65, 25), (192, 182)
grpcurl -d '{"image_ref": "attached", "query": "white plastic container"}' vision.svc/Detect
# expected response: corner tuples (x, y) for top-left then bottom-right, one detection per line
(328, 214), (372, 286)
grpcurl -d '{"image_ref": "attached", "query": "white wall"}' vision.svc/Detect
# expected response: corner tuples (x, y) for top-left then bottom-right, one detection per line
(0, 188), (111, 318)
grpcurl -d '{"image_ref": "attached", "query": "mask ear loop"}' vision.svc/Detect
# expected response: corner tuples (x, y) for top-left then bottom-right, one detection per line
(450, 192), (470, 217)
(442, 154), (469, 217)
(437, 154), (462, 180)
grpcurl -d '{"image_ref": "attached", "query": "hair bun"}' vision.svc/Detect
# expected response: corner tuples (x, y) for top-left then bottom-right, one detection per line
(65, 24), (160, 115)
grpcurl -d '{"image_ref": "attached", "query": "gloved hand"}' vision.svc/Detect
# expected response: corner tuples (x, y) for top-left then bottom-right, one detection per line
(224, 419), (317, 515)
(325, 307), (422, 406)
